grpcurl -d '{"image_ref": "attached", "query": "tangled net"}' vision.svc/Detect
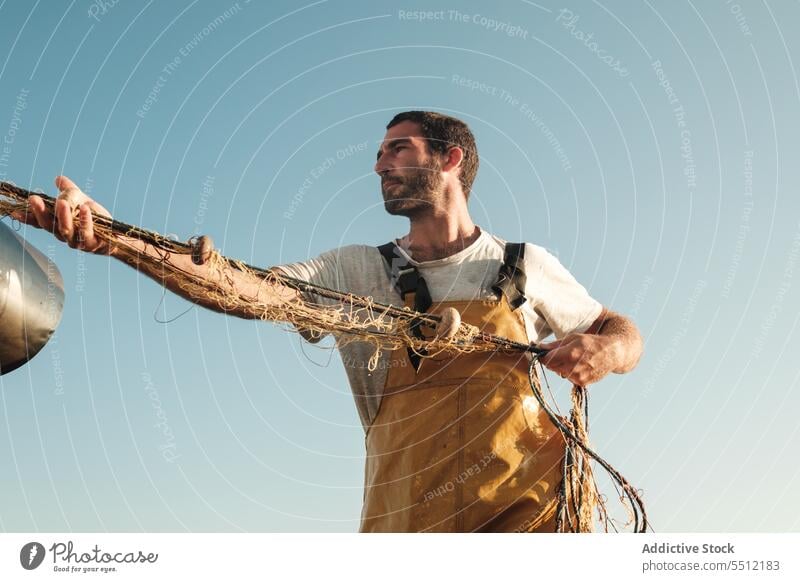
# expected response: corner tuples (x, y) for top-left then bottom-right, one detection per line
(0, 180), (648, 533)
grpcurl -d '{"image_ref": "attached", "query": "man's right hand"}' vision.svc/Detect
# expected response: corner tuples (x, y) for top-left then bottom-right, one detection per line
(13, 175), (114, 255)
(11, 175), (299, 318)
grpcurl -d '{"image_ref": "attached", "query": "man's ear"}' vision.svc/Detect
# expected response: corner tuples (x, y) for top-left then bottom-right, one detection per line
(441, 146), (464, 173)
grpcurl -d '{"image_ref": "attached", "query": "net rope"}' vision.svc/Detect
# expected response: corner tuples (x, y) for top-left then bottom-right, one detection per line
(0, 180), (648, 532)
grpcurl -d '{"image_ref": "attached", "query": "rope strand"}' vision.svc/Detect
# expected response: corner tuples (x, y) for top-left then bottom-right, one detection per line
(1, 179), (647, 533)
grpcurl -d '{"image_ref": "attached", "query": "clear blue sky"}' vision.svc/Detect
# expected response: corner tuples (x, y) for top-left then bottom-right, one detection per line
(1, 0), (798, 532)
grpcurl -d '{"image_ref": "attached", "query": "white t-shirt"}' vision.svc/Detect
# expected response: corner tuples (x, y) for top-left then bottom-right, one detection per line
(277, 229), (602, 430)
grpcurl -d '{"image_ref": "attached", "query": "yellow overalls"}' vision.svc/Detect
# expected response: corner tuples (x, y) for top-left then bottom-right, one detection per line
(360, 243), (566, 532)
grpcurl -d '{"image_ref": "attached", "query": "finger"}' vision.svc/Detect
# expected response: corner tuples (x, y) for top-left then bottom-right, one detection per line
(539, 351), (565, 370)
(539, 346), (578, 373)
(58, 189), (84, 210)
(77, 204), (99, 250)
(10, 207), (37, 225)
(55, 175), (88, 208)
(55, 198), (75, 243)
(554, 346), (583, 369)
(537, 339), (563, 351)
(539, 353), (568, 378)
(538, 339), (569, 365)
(29, 195), (55, 231)
(86, 199), (111, 221)
(55, 175), (79, 192)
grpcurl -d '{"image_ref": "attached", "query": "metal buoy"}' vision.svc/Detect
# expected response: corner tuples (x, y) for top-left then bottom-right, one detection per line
(0, 221), (64, 375)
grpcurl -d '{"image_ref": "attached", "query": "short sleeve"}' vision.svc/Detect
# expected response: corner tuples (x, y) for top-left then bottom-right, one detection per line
(273, 247), (347, 342)
(525, 245), (603, 340)
(274, 249), (342, 302)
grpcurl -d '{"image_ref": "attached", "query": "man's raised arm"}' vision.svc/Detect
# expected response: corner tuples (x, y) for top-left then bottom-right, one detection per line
(13, 175), (297, 319)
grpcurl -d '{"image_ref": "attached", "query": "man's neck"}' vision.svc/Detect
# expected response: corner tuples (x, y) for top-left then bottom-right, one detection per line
(402, 207), (480, 262)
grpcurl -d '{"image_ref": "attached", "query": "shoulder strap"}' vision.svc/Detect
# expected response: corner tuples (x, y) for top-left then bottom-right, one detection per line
(492, 242), (527, 310)
(377, 242), (432, 371)
(377, 242), (432, 312)
(378, 242), (419, 298)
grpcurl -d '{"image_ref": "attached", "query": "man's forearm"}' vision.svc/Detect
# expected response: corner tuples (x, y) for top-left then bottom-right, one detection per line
(108, 235), (297, 319)
(595, 310), (643, 373)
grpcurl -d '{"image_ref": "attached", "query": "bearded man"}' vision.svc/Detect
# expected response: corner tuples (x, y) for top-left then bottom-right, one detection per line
(18, 110), (642, 532)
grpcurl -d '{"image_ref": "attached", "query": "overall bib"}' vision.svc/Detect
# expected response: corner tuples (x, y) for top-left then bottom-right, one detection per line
(360, 243), (567, 532)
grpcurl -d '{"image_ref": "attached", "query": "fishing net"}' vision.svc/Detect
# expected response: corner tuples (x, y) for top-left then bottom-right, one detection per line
(0, 180), (647, 533)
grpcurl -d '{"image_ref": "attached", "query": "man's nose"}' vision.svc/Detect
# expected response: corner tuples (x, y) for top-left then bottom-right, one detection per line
(374, 156), (391, 175)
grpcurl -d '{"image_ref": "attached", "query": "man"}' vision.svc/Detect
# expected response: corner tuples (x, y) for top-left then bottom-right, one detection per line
(17, 111), (642, 532)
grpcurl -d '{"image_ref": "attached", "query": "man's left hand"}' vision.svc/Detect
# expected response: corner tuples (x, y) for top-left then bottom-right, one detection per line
(537, 309), (643, 386)
(538, 333), (621, 386)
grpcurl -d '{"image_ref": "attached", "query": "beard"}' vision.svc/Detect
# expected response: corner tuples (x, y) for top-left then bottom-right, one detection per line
(381, 158), (444, 218)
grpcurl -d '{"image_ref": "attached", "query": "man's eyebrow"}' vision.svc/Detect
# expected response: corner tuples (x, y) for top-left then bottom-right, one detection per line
(376, 138), (412, 160)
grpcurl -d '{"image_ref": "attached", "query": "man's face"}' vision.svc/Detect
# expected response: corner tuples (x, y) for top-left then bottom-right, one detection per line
(374, 121), (444, 217)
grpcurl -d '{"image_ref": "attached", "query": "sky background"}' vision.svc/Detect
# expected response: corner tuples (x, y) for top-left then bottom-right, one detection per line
(0, 0), (798, 533)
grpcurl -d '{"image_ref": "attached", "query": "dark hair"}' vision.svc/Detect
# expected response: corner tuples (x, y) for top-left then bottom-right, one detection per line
(386, 111), (479, 198)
